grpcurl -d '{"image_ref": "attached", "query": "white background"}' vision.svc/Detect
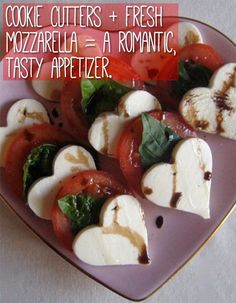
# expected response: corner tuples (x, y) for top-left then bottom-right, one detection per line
(0, 0), (236, 302)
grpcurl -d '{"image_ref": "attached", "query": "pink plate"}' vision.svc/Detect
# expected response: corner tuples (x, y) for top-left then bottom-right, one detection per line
(0, 17), (236, 301)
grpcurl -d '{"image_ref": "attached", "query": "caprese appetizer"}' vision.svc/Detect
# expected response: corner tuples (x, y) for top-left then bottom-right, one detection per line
(2, 21), (235, 266)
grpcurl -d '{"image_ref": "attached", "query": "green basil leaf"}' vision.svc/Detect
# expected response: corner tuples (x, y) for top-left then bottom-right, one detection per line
(81, 79), (132, 123)
(171, 60), (213, 98)
(23, 144), (61, 195)
(58, 194), (105, 234)
(139, 113), (182, 169)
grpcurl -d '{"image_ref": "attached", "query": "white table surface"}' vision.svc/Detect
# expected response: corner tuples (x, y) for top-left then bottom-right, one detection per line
(0, 0), (235, 302)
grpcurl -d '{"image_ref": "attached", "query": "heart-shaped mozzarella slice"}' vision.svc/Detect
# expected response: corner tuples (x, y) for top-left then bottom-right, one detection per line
(88, 113), (128, 157)
(180, 63), (236, 140)
(118, 90), (161, 117)
(164, 22), (203, 49)
(142, 138), (212, 219)
(88, 90), (161, 157)
(178, 22), (203, 47)
(31, 61), (66, 102)
(28, 146), (96, 220)
(73, 195), (149, 266)
(0, 99), (49, 167)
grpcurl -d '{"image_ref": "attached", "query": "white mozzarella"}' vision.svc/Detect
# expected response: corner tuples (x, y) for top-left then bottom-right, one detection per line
(178, 22), (203, 48)
(73, 195), (150, 266)
(31, 61), (66, 102)
(27, 145), (96, 220)
(88, 113), (128, 157)
(164, 22), (203, 49)
(89, 90), (161, 157)
(209, 63), (236, 92)
(32, 79), (66, 102)
(180, 63), (236, 140)
(142, 138), (212, 219)
(118, 90), (161, 118)
(0, 99), (49, 167)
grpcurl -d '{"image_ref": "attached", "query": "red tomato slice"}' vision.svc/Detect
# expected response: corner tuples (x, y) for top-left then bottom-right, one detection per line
(60, 80), (89, 143)
(5, 124), (74, 197)
(106, 56), (143, 86)
(179, 43), (224, 71)
(117, 110), (197, 196)
(131, 50), (171, 80)
(51, 170), (129, 249)
(159, 43), (224, 79)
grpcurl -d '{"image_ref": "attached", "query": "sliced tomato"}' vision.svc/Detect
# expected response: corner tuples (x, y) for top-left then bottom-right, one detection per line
(60, 80), (89, 142)
(131, 50), (165, 80)
(51, 170), (129, 249)
(117, 110), (197, 196)
(106, 56), (141, 83)
(159, 43), (224, 79)
(131, 50), (175, 81)
(157, 56), (179, 81)
(5, 124), (74, 197)
(179, 43), (224, 71)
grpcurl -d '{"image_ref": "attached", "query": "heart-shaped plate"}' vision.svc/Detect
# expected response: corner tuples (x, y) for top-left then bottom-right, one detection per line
(0, 17), (236, 301)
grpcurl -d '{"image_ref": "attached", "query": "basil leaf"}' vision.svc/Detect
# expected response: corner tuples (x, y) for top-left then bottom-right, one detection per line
(139, 113), (182, 169)
(23, 144), (61, 195)
(171, 60), (213, 98)
(81, 79), (132, 123)
(58, 194), (105, 234)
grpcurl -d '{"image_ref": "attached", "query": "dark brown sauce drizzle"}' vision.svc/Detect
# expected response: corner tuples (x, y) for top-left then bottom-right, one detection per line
(118, 100), (130, 117)
(138, 245), (150, 264)
(194, 120), (209, 130)
(213, 95), (233, 111)
(213, 94), (232, 134)
(143, 187), (153, 195)
(123, 111), (130, 118)
(197, 143), (206, 172)
(212, 67), (236, 134)
(184, 30), (200, 45)
(220, 67), (236, 95)
(156, 216), (164, 229)
(216, 113), (224, 134)
(170, 163), (180, 208)
(204, 171), (212, 181)
(170, 192), (182, 208)
(100, 115), (109, 154)
(103, 200), (150, 264)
